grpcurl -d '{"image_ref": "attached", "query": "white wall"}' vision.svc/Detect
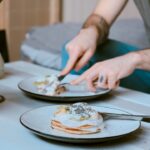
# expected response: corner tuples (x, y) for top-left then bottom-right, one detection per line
(63, 0), (142, 23)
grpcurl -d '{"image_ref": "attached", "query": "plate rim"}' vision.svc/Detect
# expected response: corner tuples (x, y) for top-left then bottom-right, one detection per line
(20, 105), (141, 141)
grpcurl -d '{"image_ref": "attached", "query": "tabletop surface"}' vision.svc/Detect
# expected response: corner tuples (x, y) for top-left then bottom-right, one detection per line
(0, 61), (150, 150)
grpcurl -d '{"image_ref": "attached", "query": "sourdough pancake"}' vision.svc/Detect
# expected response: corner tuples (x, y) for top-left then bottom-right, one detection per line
(33, 75), (66, 96)
(51, 103), (104, 134)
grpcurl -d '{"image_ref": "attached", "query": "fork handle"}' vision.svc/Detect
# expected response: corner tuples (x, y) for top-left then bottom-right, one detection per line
(100, 112), (150, 121)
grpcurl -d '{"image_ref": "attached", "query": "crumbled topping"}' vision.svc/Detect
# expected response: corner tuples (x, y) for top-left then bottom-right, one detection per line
(59, 103), (98, 121)
(70, 103), (96, 115)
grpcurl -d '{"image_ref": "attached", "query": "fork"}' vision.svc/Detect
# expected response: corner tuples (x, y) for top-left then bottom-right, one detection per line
(58, 75), (109, 92)
(59, 82), (108, 92)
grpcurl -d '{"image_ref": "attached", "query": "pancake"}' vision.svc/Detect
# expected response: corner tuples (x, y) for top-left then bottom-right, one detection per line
(51, 103), (104, 134)
(33, 75), (66, 96)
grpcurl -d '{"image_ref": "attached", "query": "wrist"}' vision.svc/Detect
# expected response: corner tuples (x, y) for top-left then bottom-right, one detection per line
(80, 26), (99, 40)
(82, 14), (109, 45)
(127, 52), (143, 69)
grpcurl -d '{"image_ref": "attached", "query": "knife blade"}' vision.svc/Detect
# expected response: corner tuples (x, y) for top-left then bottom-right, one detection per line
(0, 95), (5, 103)
(58, 75), (66, 81)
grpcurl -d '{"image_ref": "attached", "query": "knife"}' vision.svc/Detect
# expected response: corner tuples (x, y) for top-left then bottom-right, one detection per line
(0, 95), (5, 103)
(99, 112), (150, 121)
(58, 75), (66, 82)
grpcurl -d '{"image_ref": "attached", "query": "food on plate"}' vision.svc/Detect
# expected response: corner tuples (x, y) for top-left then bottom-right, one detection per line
(33, 75), (66, 96)
(51, 102), (104, 134)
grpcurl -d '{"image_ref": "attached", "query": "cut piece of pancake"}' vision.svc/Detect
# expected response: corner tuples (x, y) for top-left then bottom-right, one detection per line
(33, 75), (66, 96)
(55, 85), (66, 95)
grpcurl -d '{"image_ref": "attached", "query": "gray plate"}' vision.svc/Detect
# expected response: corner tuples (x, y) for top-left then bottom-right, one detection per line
(20, 105), (141, 143)
(18, 76), (111, 102)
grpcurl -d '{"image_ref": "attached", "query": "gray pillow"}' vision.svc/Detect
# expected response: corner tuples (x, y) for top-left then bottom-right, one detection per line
(21, 23), (81, 70)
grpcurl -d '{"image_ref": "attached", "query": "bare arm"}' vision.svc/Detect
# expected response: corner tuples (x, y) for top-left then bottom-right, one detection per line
(62, 0), (150, 91)
(72, 50), (150, 91)
(94, 0), (128, 25)
(61, 0), (128, 75)
(134, 49), (150, 71)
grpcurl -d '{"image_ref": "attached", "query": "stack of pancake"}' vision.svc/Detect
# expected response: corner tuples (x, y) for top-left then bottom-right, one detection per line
(51, 103), (104, 134)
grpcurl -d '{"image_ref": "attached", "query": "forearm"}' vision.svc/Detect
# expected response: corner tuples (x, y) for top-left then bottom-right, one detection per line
(82, 0), (128, 44)
(133, 49), (150, 71)
(94, 0), (128, 25)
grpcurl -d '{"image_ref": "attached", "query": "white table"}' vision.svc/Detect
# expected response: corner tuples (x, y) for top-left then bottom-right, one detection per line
(0, 61), (150, 150)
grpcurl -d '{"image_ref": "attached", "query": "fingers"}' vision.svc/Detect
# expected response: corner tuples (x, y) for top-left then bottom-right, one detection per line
(72, 63), (99, 85)
(60, 55), (78, 75)
(86, 78), (96, 92)
(60, 45), (82, 75)
(71, 60), (121, 92)
(86, 72), (98, 92)
(107, 79), (120, 89)
(74, 50), (94, 71)
(72, 74), (97, 92)
(71, 70), (89, 85)
(98, 74), (108, 89)
(107, 75), (117, 89)
(114, 80), (120, 89)
(71, 67), (99, 92)
(98, 73), (120, 89)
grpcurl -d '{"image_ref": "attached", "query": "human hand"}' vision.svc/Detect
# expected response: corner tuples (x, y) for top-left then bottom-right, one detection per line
(71, 52), (140, 91)
(60, 27), (99, 75)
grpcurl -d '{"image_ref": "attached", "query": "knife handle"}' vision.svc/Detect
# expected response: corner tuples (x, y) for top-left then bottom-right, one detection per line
(99, 112), (150, 121)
